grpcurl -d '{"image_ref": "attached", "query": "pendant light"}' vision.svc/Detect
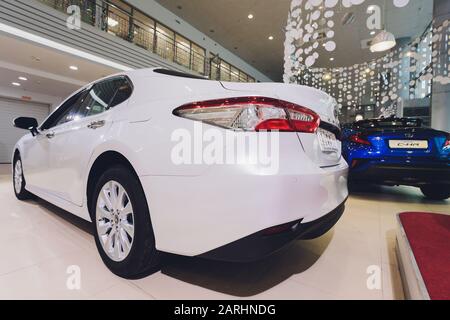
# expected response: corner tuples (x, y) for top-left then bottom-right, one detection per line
(370, 30), (396, 52)
(370, 0), (396, 53)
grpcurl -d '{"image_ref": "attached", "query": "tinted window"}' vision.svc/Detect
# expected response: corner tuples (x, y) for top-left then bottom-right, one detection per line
(41, 90), (87, 130)
(109, 78), (133, 108)
(153, 68), (206, 80)
(40, 77), (132, 130)
(355, 119), (422, 129)
(75, 78), (122, 118)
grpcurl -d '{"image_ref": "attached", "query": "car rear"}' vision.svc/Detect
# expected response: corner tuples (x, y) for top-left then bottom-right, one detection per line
(343, 118), (450, 188)
(158, 82), (349, 260)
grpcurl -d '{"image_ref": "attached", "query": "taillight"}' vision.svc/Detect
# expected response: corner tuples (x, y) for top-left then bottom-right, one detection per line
(173, 96), (320, 133)
(348, 133), (371, 146)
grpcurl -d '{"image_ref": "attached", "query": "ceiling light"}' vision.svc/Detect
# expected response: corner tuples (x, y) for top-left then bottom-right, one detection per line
(18, 76), (28, 81)
(370, 30), (396, 53)
(268, 36), (274, 40)
(323, 73), (332, 81)
(329, 57), (334, 61)
(248, 14), (254, 19)
(370, 30), (376, 36)
(12, 82), (21, 86)
(69, 65), (78, 71)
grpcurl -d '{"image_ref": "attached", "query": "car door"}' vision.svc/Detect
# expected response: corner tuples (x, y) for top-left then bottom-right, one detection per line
(22, 89), (88, 194)
(45, 77), (132, 206)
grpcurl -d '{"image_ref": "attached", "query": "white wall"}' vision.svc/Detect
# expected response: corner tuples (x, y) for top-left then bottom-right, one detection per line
(0, 85), (62, 111)
(126, 0), (273, 82)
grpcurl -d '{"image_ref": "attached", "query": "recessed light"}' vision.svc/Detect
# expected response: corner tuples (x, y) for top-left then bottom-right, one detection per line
(18, 76), (28, 81)
(268, 36), (274, 40)
(12, 82), (21, 86)
(69, 65), (78, 71)
(248, 14), (254, 19)
(330, 57), (334, 61)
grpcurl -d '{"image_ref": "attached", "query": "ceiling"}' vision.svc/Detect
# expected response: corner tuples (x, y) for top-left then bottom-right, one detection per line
(0, 34), (119, 98)
(0, 67), (80, 98)
(156, 0), (291, 81)
(156, 0), (433, 81)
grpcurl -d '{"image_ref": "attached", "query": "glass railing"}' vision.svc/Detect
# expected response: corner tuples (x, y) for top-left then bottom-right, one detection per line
(38, 0), (208, 76)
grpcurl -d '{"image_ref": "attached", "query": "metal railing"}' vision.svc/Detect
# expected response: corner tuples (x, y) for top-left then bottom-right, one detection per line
(38, 0), (207, 75)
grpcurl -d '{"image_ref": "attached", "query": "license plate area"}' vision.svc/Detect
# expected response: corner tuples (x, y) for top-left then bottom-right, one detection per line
(388, 140), (429, 149)
(318, 128), (339, 152)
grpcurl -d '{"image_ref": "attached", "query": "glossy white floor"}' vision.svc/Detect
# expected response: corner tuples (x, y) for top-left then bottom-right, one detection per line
(0, 164), (448, 300)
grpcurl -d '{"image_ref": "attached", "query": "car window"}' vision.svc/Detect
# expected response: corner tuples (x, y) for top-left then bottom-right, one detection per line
(40, 77), (133, 130)
(109, 78), (133, 108)
(356, 119), (422, 129)
(40, 89), (88, 130)
(55, 92), (89, 126)
(72, 77), (133, 119)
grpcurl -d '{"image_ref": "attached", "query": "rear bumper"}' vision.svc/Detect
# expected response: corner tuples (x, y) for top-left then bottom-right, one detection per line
(350, 161), (450, 186)
(140, 157), (349, 257)
(199, 200), (346, 262)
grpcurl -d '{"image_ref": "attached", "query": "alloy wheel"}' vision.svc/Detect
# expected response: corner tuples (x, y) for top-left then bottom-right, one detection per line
(96, 181), (135, 262)
(14, 160), (23, 194)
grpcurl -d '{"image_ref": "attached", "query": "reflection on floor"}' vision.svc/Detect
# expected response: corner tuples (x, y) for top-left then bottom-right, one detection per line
(0, 163), (448, 300)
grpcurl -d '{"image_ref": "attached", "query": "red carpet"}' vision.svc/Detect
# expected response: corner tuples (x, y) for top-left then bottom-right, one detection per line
(399, 212), (450, 300)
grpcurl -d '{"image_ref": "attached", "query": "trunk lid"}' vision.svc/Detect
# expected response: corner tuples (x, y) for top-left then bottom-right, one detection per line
(220, 82), (342, 167)
(363, 127), (448, 159)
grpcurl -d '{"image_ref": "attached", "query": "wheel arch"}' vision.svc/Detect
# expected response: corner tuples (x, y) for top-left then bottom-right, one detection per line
(12, 148), (20, 162)
(86, 150), (142, 218)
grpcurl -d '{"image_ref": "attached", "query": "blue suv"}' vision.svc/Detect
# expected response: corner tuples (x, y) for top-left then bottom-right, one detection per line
(342, 117), (450, 200)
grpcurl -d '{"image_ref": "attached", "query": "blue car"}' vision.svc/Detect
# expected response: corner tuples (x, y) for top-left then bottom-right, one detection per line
(342, 117), (450, 200)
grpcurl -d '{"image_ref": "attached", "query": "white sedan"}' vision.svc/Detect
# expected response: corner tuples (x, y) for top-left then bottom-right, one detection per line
(12, 68), (348, 279)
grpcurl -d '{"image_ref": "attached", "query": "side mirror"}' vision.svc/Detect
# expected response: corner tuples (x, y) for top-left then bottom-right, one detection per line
(14, 117), (39, 136)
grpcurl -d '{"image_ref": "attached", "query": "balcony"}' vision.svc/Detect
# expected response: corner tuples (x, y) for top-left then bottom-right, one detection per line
(37, 0), (207, 76)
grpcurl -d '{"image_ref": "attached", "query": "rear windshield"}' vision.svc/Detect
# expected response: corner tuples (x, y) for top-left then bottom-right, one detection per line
(153, 68), (207, 80)
(355, 119), (422, 129)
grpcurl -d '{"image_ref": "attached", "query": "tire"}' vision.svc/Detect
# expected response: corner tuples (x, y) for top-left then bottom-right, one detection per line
(13, 155), (33, 200)
(90, 165), (161, 279)
(420, 184), (450, 201)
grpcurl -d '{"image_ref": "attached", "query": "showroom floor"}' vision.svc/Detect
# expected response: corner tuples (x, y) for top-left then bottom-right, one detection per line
(0, 164), (448, 300)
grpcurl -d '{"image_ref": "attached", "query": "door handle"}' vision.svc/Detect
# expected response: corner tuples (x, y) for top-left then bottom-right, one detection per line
(46, 132), (55, 139)
(87, 120), (106, 130)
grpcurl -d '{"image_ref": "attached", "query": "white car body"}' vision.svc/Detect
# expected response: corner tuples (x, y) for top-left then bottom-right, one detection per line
(13, 68), (348, 259)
